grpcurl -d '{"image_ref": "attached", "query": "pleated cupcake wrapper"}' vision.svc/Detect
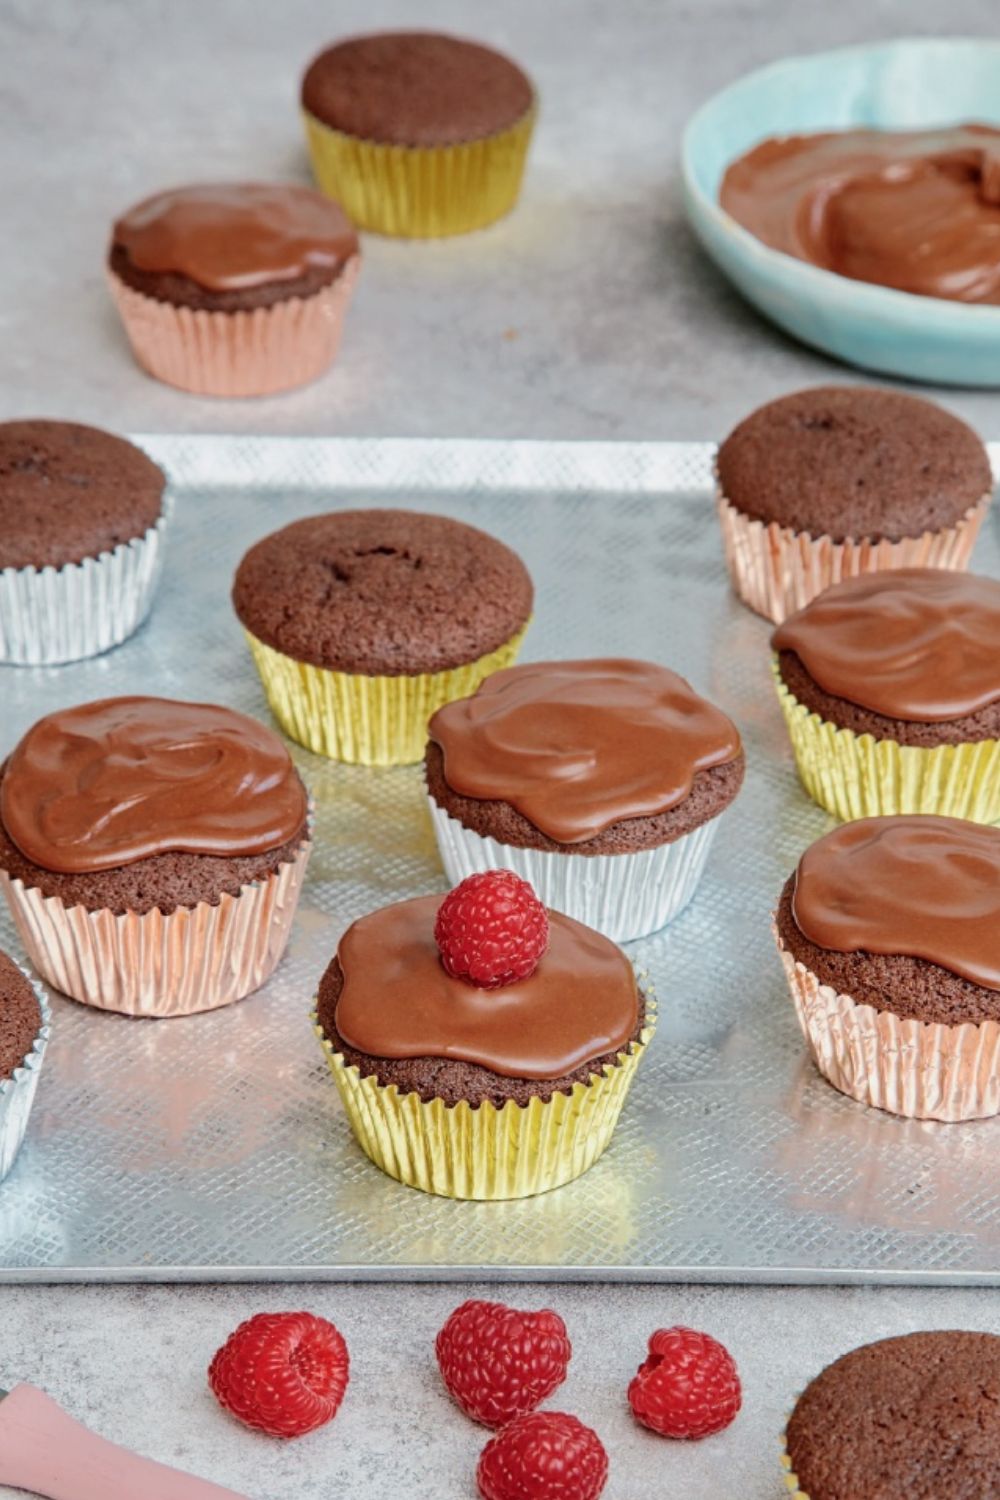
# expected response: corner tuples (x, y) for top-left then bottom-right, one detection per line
(245, 625), (529, 766)
(108, 257), (360, 397)
(302, 107), (537, 237)
(716, 490), (989, 625)
(0, 964), (51, 1183)
(312, 997), (655, 1200)
(773, 667), (1000, 824)
(779, 1428), (809, 1499)
(775, 922), (1000, 1121)
(0, 505), (169, 666)
(0, 838), (311, 1018)
(427, 797), (719, 941)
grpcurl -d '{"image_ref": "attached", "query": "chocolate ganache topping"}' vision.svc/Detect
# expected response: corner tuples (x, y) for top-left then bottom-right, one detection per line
(428, 659), (742, 844)
(720, 125), (1000, 303)
(772, 570), (1000, 722)
(112, 183), (358, 292)
(1, 697), (308, 874)
(333, 896), (639, 1079)
(792, 815), (1000, 991)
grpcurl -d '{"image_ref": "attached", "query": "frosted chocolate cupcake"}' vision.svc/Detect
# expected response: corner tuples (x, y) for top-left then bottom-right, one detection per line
(0, 420), (167, 665)
(775, 815), (1000, 1120)
(108, 182), (360, 396)
(301, 31), (537, 236)
(783, 1332), (1000, 1498)
(426, 659), (743, 941)
(716, 387), (991, 623)
(772, 569), (1000, 823)
(0, 951), (50, 1181)
(0, 697), (311, 1017)
(233, 509), (533, 765)
(313, 871), (653, 1198)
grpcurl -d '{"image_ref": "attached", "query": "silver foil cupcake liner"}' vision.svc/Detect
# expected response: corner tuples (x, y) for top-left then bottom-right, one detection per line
(0, 501), (170, 666)
(428, 797), (718, 942)
(0, 962), (51, 1182)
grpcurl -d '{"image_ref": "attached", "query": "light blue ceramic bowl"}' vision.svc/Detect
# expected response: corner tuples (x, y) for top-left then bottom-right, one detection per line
(682, 38), (1000, 386)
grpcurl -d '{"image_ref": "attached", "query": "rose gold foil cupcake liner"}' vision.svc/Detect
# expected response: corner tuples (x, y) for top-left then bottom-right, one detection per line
(0, 839), (311, 1018)
(107, 257), (360, 398)
(716, 490), (990, 624)
(774, 920), (1000, 1121)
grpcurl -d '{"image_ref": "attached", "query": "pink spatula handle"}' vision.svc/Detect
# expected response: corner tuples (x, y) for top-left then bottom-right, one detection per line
(0, 1385), (252, 1500)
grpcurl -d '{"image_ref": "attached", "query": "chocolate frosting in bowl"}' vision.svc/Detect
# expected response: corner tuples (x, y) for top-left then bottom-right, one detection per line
(428, 659), (742, 844)
(772, 569), (1000, 722)
(720, 124), (1000, 302)
(112, 183), (358, 292)
(792, 815), (1000, 990)
(1, 697), (308, 873)
(333, 896), (639, 1079)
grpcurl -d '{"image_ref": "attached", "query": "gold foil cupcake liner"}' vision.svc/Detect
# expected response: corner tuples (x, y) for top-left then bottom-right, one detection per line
(312, 1001), (655, 1200)
(0, 839), (311, 1018)
(773, 666), (1000, 823)
(780, 1436), (809, 1498)
(716, 490), (989, 625)
(775, 923), (1000, 1121)
(245, 625), (529, 766)
(302, 107), (537, 237)
(108, 257), (360, 397)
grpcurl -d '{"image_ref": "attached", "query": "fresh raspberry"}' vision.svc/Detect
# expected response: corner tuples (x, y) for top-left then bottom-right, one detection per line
(435, 871), (549, 989)
(477, 1411), (608, 1500)
(208, 1311), (349, 1438)
(436, 1298), (571, 1428)
(627, 1326), (741, 1439)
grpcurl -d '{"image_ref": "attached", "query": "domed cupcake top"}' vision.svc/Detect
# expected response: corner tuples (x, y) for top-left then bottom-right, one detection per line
(773, 569), (1000, 721)
(1, 697), (307, 873)
(792, 814), (1000, 990)
(428, 659), (741, 844)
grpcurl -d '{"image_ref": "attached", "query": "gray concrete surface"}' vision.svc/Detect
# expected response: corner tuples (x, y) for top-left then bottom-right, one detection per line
(4, 0), (1000, 1495)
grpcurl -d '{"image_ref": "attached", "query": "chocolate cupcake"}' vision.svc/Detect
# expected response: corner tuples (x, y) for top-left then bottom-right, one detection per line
(301, 31), (537, 236)
(716, 386), (991, 623)
(426, 659), (744, 941)
(0, 419), (167, 665)
(775, 814), (1000, 1120)
(233, 509), (533, 765)
(783, 1331), (1000, 1498)
(108, 183), (360, 397)
(313, 871), (653, 1199)
(0, 697), (311, 1017)
(772, 568), (1000, 823)
(0, 951), (50, 1180)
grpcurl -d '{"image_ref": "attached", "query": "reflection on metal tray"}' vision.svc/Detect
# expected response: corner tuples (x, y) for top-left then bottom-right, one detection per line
(2, 435), (1000, 1285)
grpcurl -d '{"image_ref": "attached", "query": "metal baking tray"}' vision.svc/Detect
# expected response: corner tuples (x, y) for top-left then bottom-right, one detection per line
(3, 434), (1000, 1285)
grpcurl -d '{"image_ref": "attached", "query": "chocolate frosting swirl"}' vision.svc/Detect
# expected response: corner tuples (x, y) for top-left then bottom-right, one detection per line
(113, 183), (358, 292)
(792, 815), (1000, 991)
(334, 895), (639, 1079)
(720, 125), (1000, 303)
(1, 697), (308, 874)
(772, 570), (1000, 722)
(428, 659), (742, 844)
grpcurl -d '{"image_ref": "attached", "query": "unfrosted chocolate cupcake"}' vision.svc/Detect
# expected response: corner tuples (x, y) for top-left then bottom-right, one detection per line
(233, 509), (533, 765)
(784, 1331), (1000, 1499)
(108, 182), (360, 396)
(426, 659), (744, 941)
(0, 950), (49, 1180)
(0, 697), (311, 1017)
(775, 814), (1000, 1120)
(0, 419), (167, 665)
(715, 386), (991, 622)
(301, 31), (537, 236)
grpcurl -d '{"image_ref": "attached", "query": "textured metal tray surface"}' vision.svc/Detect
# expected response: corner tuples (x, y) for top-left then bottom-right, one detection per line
(3, 435), (1000, 1285)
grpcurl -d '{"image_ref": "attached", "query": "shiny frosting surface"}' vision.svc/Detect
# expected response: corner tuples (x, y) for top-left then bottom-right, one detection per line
(773, 569), (1000, 722)
(793, 815), (1000, 990)
(334, 895), (639, 1079)
(113, 183), (358, 291)
(1, 697), (307, 873)
(428, 658), (742, 844)
(720, 125), (1000, 303)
